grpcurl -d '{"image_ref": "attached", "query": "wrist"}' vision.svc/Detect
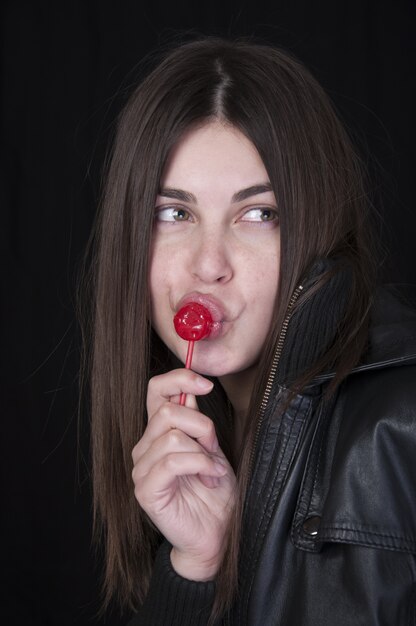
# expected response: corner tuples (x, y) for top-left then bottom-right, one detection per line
(170, 547), (220, 581)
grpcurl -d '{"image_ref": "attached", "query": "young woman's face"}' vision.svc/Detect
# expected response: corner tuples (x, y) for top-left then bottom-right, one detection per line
(150, 121), (280, 379)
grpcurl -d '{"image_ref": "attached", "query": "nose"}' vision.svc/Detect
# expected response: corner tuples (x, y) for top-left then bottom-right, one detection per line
(189, 230), (233, 284)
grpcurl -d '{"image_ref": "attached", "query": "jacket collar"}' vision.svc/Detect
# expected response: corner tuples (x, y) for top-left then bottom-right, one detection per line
(316, 288), (416, 383)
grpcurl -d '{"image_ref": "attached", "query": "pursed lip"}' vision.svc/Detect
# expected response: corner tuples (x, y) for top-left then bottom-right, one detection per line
(175, 292), (231, 339)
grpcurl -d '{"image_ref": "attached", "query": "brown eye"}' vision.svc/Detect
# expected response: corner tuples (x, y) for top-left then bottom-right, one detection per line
(240, 207), (279, 223)
(155, 206), (192, 222)
(260, 209), (273, 221)
(173, 208), (190, 221)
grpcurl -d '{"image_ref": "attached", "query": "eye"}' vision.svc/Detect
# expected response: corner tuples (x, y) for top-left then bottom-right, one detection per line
(240, 207), (279, 223)
(155, 206), (192, 222)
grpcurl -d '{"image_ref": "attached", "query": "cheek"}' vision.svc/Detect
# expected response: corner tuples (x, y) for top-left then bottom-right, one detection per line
(245, 251), (280, 303)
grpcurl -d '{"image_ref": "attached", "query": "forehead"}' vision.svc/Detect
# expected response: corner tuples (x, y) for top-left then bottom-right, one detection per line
(160, 121), (269, 192)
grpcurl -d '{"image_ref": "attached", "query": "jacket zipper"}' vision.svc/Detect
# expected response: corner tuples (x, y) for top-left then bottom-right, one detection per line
(223, 285), (304, 626)
(248, 284), (304, 474)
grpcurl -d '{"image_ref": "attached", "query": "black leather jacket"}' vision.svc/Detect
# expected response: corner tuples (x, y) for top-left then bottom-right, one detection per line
(131, 289), (416, 625)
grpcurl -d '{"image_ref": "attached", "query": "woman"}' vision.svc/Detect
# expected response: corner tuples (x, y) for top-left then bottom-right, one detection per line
(88, 38), (416, 624)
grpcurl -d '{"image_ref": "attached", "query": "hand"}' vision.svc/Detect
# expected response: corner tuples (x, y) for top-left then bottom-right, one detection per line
(132, 369), (236, 581)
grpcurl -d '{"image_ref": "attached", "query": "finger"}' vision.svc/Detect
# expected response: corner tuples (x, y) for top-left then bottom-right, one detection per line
(169, 392), (198, 409)
(147, 370), (213, 416)
(133, 427), (207, 480)
(199, 475), (222, 489)
(133, 403), (219, 461)
(135, 451), (228, 509)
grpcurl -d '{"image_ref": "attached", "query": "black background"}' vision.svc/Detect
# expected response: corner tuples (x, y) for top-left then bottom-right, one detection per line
(1, 1), (415, 625)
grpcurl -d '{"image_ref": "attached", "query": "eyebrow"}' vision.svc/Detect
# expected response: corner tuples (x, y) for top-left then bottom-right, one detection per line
(232, 183), (273, 203)
(158, 183), (273, 204)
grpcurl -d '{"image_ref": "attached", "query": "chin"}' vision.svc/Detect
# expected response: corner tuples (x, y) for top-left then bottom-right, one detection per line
(192, 364), (229, 378)
(189, 354), (245, 379)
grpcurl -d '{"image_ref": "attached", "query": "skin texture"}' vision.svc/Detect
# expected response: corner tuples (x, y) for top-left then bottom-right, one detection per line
(132, 121), (281, 581)
(151, 120), (280, 405)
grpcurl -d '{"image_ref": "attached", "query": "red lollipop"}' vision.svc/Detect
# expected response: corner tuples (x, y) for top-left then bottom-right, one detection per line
(173, 302), (213, 405)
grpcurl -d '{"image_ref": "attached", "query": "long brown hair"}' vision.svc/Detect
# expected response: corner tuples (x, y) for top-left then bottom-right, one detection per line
(85, 37), (376, 619)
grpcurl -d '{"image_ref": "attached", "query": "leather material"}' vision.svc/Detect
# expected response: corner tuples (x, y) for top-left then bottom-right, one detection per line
(229, 290), (416, 625)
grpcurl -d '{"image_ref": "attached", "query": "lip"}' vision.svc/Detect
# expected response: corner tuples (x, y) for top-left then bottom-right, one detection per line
(175, 292), (230, 340)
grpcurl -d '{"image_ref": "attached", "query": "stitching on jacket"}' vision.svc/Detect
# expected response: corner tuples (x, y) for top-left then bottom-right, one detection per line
(244, 386), (284, 504)
(240, 410), (293, 621)
(318, 524), (416, 543)
(291, 390), (336, 549)
(251, 393), (305, 536)
(315, 533), (416, 553)
(314, 352), (416, 382)
(239, 398), (294, 620)
(309, 387), (342, 512)
(242, 401), (300, 617)
(249, 402), (291, 535)
(241, 394), (309, 621)
(309, 400), (330, 507)
(293, 405), (323, 526)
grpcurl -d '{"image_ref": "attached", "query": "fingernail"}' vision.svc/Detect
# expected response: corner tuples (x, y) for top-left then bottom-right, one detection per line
(214, 461), (227, 476)
(212, 437), (220, 453)
(196, 377), (214, 390)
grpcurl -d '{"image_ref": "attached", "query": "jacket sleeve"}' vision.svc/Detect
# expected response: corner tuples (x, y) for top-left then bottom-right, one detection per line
(127, 541), (216, 626)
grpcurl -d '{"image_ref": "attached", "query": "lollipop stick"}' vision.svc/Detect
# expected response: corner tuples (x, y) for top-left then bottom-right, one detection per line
(180, 340), (195, 405)
(184, 339), (195, 369)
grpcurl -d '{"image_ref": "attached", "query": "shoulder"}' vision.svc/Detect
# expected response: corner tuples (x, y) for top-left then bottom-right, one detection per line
(293, 287), (416, 553)
(342, 359), (416, 436)
(340, 286), (416, 460)
(320, 359), (416, 553)
(336, 286), (416, 468)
